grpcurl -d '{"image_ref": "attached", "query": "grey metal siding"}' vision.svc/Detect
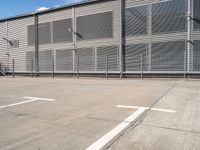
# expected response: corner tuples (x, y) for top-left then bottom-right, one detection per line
(124, 44), (148, 71)
(76, 48), (95, 71)
(193, 0), (200, 30)
(76, 11), (113, 41)
(53, 19), (73, 43)
(97, 45), (119, 71)
(56, 49), (73, 71)
(193, 40), (200, 71)
(151, 41), (185, 71)
(152, 0), (186, 34)
(125, 5), (148, 36)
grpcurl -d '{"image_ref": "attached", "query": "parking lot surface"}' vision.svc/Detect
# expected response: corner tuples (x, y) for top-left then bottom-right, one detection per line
(0, 77), (199, 150)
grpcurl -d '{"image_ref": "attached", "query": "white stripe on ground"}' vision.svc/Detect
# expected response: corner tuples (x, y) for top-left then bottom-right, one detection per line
(117, 105), (176, 113)
(23, 96), (55, 101)
(86, 108), (146, 150)
(0, 97), (55, 109)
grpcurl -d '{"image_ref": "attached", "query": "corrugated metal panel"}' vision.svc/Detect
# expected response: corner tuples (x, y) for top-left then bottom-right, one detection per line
(26, 51), (35, 71)
(53, 19), (73, 43)
(193, 40), (200, 71)
(56, 49), (73, 71)
(75, 48), (95, 71)
(193, 0), (200, 30)
(8, 17), (34, 72)
(39, 50), (53, 71)
(28, 22), (51, 45)
(97, 45), (119, 71)
(124, 44), (148, 71)
(76, 11), (113, 41)
(125, 5), (148, 36)
(151, 41), (185, 71)
(152, 0), (186, 34)
(0, 22), (7, 66)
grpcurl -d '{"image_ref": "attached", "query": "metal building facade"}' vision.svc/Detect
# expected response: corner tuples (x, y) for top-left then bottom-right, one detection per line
(0, 0), (200, 76)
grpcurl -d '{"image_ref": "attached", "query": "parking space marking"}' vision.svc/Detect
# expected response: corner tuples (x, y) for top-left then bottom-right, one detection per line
(86, 105), (176, 150)
(0, 97), (55, 109)
(117, 105), (176, 113)
(86, 107), (146, 150)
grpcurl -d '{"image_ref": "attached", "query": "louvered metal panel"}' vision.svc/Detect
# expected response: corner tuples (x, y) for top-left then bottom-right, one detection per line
(39, 50), (53, 71)
(75, 48), (95, 71)
(76, 11), (113, 41)
(26, 50), (53, 72)
(97, 46), (119, 71)
(193, 0), (200, 30)
(125, 5), (148, 36)
(26, 51), (35, 71)
(28, 22), (51, 46)
(53, 19), (73, 43)
(124, 44), (148, 71)
(56, 49), (73, 71)
(152, 0), (186, 34)
(193, 40), (200, 71)
(151, 41), (185, 71)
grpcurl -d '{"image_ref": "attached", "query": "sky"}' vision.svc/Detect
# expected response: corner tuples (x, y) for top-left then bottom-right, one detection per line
(0, 0), (83, 19)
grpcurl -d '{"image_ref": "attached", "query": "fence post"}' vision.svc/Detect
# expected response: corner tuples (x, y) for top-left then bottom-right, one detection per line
(31, 58), (33, 78)
(77, 54), (79, 79)
(184, 51), (187, 80)
(141, 54), (143, 80)
(106, 55), (108, 80)
(12, 59), (15, 78)
(52, 56), (54, 78)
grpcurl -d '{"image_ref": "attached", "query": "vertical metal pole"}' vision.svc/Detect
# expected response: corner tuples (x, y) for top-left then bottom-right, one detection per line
(52, 56), (54, 78)
(106, 55), (108, 80)
(187, 0), (191, 72)
(77, 54), (79, 79)
(31, 58), (33, 78)
(34, 14), (39, 76)
(184, 51), (187, 80)
(119, 0), (125, 79)
(12, 59), (15, 78)
(141, 54), (143, 80)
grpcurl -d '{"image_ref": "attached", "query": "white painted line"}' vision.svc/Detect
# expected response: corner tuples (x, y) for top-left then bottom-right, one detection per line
(23, 96), (55, 101)
(86, 108), (146, 150)
(117, 105), (176, 113)
(151, 108), (176, 113)
(0, 97), (55, 109)
(0, 99), (38, 109)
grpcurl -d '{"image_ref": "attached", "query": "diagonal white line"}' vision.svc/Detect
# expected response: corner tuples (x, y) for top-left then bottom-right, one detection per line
(86, 108), (146, 150)
(0, 99), (38, 109)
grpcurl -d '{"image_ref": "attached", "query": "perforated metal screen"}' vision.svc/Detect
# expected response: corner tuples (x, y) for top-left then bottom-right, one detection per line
(53, 19), (73, 43)
(76, 48), (95, 71)
(124, 44), (148, 71)
(26, 51), (35, 71)
(193, 0), (200, 30)
(76, 11), (113, 41)
(193, 40), (200, 71)
(26, 50), (52, 71)
(125, 5), (148, 36)
(152, 0), (186, 34)
(56, 49), (73, 71)
(97, 46), (119, 71)
(28, 22), (51, 46)
(151, 41), (185, 71)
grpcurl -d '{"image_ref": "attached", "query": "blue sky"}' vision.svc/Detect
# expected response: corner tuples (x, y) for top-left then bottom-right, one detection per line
(0, 0), (83, 19)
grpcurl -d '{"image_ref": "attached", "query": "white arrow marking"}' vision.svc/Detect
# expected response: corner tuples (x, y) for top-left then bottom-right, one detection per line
(0, 97), (55, 109)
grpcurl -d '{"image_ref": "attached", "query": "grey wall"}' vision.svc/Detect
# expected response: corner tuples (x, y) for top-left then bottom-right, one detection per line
(0, 0), (200, 74)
